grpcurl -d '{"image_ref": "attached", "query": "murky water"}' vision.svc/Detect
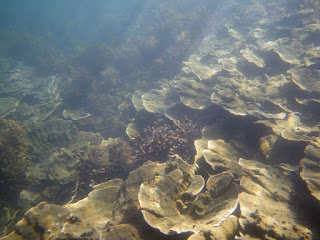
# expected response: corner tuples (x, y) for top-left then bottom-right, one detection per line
(0, 0), (319, 239)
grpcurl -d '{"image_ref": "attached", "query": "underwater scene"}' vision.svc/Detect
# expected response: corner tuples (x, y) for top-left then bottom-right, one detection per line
(0, 0), (320, 239)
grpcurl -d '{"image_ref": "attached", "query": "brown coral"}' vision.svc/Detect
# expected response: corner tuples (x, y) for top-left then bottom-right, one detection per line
(0, 119), (32, 198)
(130, 115), (201, 164)
(74, 138), (134, 200)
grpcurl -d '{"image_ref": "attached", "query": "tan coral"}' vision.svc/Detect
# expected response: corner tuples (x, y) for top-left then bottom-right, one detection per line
(0, 58), (63, 124)
(256, 113), (318, 142)
(126, 122), (140, 139)
(101, 224), (143, 240)
(300, 140), (320, 201)
(171, 77), (213, 109)
(1, 178), (143, 240)
(62, 109), (91, 120)
(288, 67), (320, 94)
(187, 215), (239, 240)
(132, 90), (145, 112)
(141, 82), (176, 113)
(182, 54), (223, 81)
(201, 139), (243, 178)
(262, 39), (301, 65)
(210, 72), (288, 119)
(238, 159), (312, 239)
(61, 179), (124, 238)
(240, 48), (265, 68)
(0, 202), (70, 240)
(0, 97), (19, 118)
(138, 156), (239, 234)
(124, 161), (167, 204)
(259, 134), (278, 159)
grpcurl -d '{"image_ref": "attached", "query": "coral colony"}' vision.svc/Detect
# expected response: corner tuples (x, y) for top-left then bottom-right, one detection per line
(130, 116), (200, 164)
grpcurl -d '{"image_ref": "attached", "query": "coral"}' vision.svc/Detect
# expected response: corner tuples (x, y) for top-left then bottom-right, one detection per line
(304, 0), (320, 10)
(74, 138), (133, 200)
(2, 1), (320, 239)
(138, 156), (239, 235)
(300, 139), (320, 201)
(201, 139), (243, 178)
(0, 119), (32, 197)
(0, 155), (238, 240)
(0, 57), (63, 124)
(130, 115), (201, 164)
(238, 159), (312, 239)
(74, 145), (112, 198)
(0, 206), (20, 237)
(0, 98), (19, 118)
(259, 134), (278, 159)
